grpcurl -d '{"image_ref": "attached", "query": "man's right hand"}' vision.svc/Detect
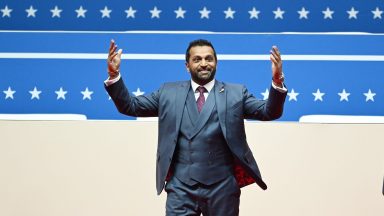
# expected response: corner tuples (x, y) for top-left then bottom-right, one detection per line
(107, 39), (123, 80)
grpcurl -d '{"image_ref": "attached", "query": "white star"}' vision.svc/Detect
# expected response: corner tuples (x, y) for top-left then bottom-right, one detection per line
(81, 87), (93, 100)
(224, 7), (236, 19)
(199, 7), (211, 19)
(273, 7), (285, 19)
(133, 88), (145, 96)
(25, 5), (37, 18)
(174, 7), (186, 19)
(347, 7), (359, 19)
(150, 6), (161, 19)
(100, 6), (112, 18)
(372, 7), (383, 19)
(29, 86), (42, 100)
(261, 89), (269, 100)
(338, 89), (350, 102)
(297, 7), (309, 19)
(248, 7), (260, 19)
(288, 89), (299, 101)
(125, 6), (137, 18)
(3, 86), (15, 99)
(312, 89), (325, 102)
(1, 5), (12, 17)
(50, 6), (62, 18)
(363, 89), (376, 102)
(55, 87), (67, 100)
(75, 6), (87, 18)
(322, 7), (334, 19)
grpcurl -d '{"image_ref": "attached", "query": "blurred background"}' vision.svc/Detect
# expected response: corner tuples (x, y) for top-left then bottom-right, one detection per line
(1, 0), (383, 121)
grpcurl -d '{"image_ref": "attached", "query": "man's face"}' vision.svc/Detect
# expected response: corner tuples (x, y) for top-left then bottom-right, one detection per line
(186, 45), (217, 86)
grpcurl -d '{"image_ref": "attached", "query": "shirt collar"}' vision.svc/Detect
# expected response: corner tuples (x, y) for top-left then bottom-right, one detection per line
(191, 79), (215, 93)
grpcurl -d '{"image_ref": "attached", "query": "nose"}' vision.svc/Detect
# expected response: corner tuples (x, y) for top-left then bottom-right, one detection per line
(200, 59), (207, 67)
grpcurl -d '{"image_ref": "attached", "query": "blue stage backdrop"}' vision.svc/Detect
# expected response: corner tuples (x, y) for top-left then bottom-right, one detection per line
(0, 0), (383, 121)
(0, 0), (383, 32)
(0, 32), (383, 121)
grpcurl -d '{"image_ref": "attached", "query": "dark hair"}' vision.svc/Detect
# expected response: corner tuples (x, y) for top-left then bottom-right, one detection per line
(185, 39), (217, 62)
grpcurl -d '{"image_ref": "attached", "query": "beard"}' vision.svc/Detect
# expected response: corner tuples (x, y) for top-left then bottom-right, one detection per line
(191, 67), (216, 85)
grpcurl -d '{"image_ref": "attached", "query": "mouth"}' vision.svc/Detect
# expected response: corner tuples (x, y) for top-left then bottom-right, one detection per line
(198, 69), (211, 74)
(198, 70), (211, 77)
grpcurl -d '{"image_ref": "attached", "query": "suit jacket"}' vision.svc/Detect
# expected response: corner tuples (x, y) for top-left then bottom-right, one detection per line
(106, 78), (287, 195)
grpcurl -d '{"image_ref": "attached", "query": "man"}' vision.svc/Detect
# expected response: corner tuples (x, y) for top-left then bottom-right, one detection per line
(105, 39), (287, 215)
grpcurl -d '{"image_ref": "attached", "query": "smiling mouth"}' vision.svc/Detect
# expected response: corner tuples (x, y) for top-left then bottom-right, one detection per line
(198, 71), (211, 77)
(199, 70), (211, 74)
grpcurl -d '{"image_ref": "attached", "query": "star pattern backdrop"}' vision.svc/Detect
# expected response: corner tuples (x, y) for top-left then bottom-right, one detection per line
(0, 0), (383, 121)
(1, 0), (384, 32)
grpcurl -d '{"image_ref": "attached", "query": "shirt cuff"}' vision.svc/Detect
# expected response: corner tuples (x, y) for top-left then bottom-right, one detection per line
(104, 73), (121, 86)
(271, 81), (287, 93)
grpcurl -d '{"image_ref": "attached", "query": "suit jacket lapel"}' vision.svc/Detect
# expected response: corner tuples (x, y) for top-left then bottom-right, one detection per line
(214, 80), (227, 140)
(175, 81), (190, 136)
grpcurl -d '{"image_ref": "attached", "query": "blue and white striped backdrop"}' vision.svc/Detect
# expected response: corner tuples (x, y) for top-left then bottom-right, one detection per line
(1, 32), (383, 121)
(0, 1), (383, 121)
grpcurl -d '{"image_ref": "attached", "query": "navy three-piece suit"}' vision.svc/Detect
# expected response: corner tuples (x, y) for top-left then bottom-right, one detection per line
(106, 77), (286, 192)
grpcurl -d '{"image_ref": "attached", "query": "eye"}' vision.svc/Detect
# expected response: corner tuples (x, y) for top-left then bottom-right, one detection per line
(192, 57), (201, 63)
(206, 56), (214, 62)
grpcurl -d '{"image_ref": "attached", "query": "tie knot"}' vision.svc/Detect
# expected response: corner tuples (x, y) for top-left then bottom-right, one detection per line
(197, 86), (207, 94)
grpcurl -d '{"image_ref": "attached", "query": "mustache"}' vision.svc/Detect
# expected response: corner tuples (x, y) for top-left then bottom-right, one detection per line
(198, 68), (213, 72)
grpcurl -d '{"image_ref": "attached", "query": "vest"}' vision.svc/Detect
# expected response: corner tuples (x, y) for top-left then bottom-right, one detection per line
(172, 86), (234, 186)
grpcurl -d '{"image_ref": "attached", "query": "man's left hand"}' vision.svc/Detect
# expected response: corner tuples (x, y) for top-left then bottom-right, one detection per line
(270, 46), (284, 87)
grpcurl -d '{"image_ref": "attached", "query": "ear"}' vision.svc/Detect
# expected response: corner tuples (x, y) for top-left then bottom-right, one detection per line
(185, 62), (190, 72)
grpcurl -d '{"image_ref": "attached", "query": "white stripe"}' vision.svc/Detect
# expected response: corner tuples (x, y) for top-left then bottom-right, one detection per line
(0, 53), (384, 61)
(283, 55), (384, 61)
(1, 30), (384, 35)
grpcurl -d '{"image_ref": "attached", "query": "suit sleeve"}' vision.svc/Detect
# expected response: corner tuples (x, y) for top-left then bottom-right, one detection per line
(105, 78), (161, 117)
(243, 85), (287, 121)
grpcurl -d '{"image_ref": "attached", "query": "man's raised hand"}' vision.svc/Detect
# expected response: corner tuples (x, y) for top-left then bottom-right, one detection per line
(107, 39), (123, 79)
(270, 46), (284, 87)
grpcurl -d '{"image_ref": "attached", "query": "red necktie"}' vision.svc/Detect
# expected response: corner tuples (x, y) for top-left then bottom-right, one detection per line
(196, 86), (207, 113)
